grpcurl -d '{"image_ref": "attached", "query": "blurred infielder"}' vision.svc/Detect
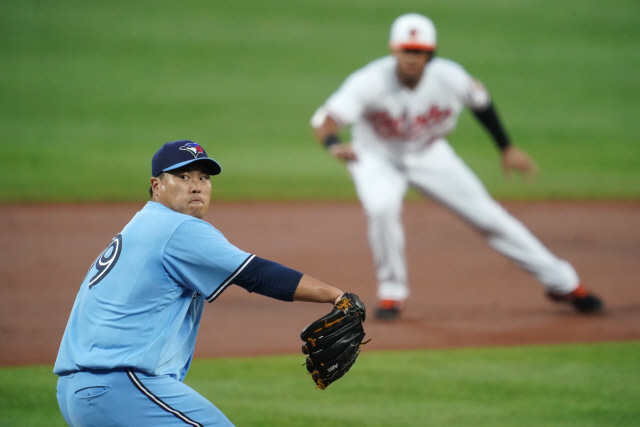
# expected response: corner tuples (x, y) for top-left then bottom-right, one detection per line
(54, 140), (351, 426)
(310, 13), (603, 320)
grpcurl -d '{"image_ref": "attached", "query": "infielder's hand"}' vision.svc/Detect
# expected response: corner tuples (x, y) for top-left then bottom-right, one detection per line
(501, 145), (538, 181)
(329, 144), (358, 162)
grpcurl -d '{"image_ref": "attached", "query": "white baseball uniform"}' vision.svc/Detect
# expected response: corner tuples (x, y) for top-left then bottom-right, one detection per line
(312, 55), (579, 302)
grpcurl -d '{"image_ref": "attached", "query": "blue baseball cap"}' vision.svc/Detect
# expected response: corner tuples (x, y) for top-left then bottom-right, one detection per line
(152, 140), (222, 177)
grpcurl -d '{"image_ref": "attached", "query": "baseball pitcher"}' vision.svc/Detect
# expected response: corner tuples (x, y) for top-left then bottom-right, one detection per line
(54, 140), (366, 426)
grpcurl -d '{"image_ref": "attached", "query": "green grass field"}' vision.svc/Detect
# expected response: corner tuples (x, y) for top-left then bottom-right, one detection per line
(1, 0), (639, 202)
(1, 342), (639, 427)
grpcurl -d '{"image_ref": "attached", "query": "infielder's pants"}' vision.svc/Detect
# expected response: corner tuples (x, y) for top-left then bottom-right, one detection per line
(57, 369), (234, 427)
(348, 139), (579, 302)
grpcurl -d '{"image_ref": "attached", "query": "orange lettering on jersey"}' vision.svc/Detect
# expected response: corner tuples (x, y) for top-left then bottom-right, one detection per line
(366, 105), (451, 139)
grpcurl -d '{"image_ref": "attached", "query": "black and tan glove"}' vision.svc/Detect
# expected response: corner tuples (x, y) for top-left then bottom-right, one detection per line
(300, 293), (368, 389)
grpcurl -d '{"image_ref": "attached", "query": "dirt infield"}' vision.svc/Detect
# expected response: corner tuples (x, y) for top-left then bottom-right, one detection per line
(1, 200), (639, 366)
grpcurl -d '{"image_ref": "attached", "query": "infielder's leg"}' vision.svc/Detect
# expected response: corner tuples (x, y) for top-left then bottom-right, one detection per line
(57, 369), (234, 427)
(406, 140), (579, 294)
(348, 152), (410, 302)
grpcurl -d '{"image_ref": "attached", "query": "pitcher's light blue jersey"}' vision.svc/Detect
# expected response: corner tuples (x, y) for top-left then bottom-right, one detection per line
(54, 201), (252, 381)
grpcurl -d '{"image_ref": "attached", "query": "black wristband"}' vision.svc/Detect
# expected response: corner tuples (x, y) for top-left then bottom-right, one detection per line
(323, 134), (341, 149)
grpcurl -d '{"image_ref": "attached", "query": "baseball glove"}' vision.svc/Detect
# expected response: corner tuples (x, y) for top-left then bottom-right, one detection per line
(300, 293), (368, 390)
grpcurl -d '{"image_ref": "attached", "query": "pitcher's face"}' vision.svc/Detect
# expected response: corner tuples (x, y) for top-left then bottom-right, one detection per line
(151, 164), (212, 219)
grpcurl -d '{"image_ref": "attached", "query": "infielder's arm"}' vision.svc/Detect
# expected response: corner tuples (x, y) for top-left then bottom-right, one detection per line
(472, 102), (538, 179)
(471, 102), (511, 152)
(310, 112), (358, 162)
(312, 113), (341, 143)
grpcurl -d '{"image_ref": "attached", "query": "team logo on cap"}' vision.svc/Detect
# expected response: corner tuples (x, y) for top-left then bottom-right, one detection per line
(180, 142), (205, 158)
